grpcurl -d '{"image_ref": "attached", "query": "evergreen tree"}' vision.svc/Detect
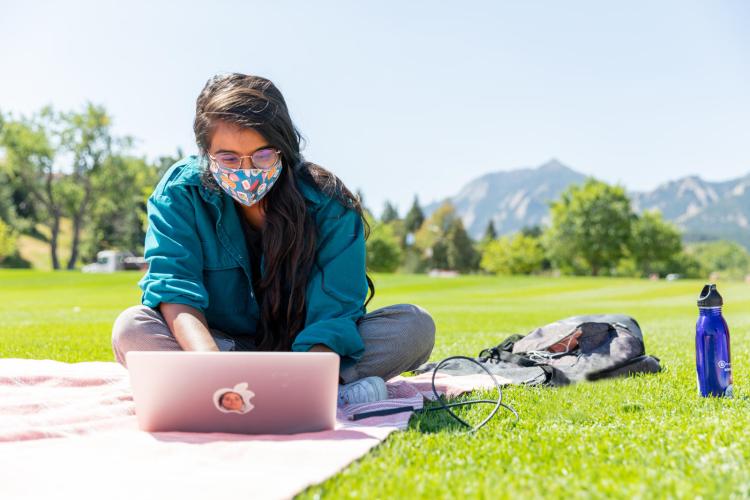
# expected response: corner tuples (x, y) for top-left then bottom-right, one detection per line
(404, 195), (425, 233)
(430, 239), (449, 270)
(483, 219), (497, 241)
(381, 201), (399, 223)
(446, 218), (479, 272)
(356, 189), (367, 212)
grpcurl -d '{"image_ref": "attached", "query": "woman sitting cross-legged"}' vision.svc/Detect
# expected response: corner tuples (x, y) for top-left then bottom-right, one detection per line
(111, 73), (435, 405)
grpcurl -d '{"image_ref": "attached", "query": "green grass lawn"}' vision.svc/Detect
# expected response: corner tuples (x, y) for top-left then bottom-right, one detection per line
(2, 270), (750, 498)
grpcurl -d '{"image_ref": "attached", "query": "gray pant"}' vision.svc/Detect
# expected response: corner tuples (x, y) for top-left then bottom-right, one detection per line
(112, 304), (435, 384)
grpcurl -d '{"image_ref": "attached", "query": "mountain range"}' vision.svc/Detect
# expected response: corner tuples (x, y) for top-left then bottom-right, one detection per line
(425, 159), (750, 249)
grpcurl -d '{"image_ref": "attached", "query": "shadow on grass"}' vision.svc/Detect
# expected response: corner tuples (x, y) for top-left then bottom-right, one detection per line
(407, 397), (520, 434)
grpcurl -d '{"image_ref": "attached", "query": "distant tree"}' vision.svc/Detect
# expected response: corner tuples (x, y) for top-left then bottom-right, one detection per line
(1, 105), (130, 269)
(414, 201), (457, 254)
(366, 222), (403, 272)
(545, 179), (633, 276)
(0, 218), (16, 263)
(628, 211), (683, 277)
(520, 225), (543, 238)
(404, 195), (425, 234)
(356, 189), (367, 213)
(0, 167), (16, 227)
(0, 115), (39, 231)
(430, 239), (449, 269)
(0, 108), (64, 269)
(481, 233), (545, 275)
(665, 250), (705, 279)
(154, 148), (184, 178)
(482, 220), (497, 241)
(478, 219), (498, 259)
(0, 158), (40, 231)
(82, 155), (160, 261)
(386, 218), (409, 249)
(0, 166), (31, 266)
(399, 246), (427, 274)
(445, 218), (479, 272)
(381, 201), (399, 223)
(137, 153), (182, 234)
(59, 104), (127, 269)
(414, 202), (477, 271)
(686, 240), (750, 280)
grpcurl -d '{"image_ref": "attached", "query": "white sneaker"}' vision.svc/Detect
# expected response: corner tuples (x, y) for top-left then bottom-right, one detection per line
(338, 376), (388, 405)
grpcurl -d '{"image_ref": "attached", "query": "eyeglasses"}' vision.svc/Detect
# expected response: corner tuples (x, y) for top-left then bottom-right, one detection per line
(209, 148), (281, 171)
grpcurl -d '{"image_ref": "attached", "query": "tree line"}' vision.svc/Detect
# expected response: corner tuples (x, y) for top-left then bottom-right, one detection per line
(367, 179), (750, 279)
(2, 104), (748, 278)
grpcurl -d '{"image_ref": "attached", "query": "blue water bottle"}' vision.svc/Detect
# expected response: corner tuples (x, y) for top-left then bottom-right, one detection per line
(696, 284), (733, 398)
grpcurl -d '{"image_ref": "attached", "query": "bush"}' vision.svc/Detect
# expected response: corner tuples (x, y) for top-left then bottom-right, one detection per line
(0, 251), (32, 269)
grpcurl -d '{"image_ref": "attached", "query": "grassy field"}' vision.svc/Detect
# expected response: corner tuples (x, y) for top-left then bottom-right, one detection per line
(2, 270), (750, 498)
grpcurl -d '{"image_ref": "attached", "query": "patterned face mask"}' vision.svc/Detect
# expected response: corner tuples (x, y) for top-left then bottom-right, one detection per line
(209, 160), (283, 207)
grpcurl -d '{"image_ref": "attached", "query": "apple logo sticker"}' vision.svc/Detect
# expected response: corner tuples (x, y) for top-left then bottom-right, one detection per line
(213, 382), (255, 414)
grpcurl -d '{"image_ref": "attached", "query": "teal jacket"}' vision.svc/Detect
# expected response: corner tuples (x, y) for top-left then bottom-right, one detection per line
(138, 156), (368, 370)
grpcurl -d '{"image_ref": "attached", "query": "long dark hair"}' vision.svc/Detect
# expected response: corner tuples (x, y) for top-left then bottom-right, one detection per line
(194, 73), (374, 351)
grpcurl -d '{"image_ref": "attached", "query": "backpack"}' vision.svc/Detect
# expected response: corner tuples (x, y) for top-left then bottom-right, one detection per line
(415, 314), (662, 386)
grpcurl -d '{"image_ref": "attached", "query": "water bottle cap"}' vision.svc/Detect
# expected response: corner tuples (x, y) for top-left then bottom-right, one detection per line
(697, 283), (723, 307)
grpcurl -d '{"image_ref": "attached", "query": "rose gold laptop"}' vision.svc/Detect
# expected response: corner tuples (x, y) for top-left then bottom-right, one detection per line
(126, 351), (339, 434)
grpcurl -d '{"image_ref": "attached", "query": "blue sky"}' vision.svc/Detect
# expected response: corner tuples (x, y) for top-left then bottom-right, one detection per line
(1, 0), (748, 215)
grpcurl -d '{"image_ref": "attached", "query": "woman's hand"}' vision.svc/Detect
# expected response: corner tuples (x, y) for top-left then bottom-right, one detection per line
(160, 303), (220, 351)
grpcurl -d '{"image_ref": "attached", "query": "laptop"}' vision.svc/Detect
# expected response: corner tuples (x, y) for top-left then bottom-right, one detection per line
(126, 351), (339, 434)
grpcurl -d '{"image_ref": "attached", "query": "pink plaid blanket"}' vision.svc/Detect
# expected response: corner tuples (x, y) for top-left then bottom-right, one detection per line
(0, 359), (496, 499)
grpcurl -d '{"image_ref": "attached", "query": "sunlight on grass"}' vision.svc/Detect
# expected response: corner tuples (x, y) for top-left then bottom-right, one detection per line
(2, 270), (750, 498)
